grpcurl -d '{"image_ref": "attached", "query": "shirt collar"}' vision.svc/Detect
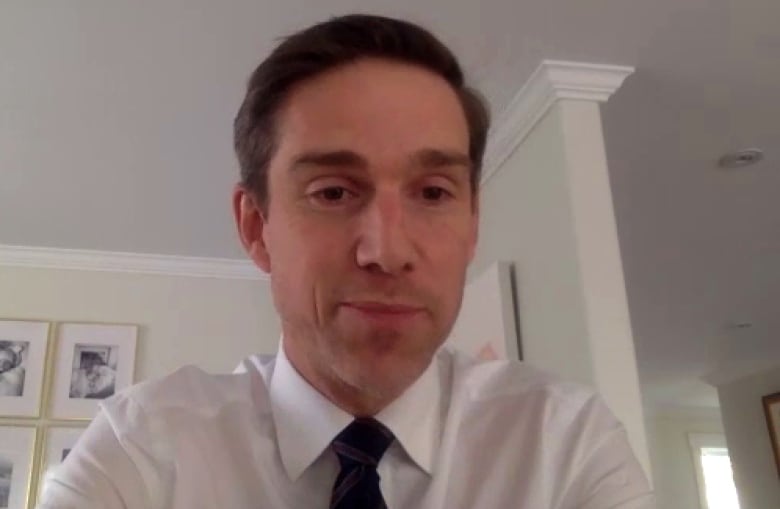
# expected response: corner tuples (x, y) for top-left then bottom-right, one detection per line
(375, 354), (441, 475)
(269, 338), (443, 480)
(269, 341), (353, 481)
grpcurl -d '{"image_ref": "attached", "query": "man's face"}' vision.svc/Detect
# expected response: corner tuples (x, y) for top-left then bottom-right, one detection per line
(244, 58), (478, 404)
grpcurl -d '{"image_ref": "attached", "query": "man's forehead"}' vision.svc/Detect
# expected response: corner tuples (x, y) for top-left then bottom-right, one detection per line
(266, 58), (471, 179)
(275, 59), (468, 131)
(281, 57), (457, 100)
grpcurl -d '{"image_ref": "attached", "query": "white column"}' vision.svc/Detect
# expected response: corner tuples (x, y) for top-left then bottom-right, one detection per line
(473, 61), (652, 478)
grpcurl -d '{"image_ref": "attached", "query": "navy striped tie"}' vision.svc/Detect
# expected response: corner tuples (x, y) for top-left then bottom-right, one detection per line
(330, 418), (395, 509)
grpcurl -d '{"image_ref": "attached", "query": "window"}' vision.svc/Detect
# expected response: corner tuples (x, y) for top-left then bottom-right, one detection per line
(688, 433), (740, 509)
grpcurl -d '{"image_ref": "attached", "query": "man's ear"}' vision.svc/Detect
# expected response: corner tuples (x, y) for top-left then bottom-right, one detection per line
(233, 185), (271, 273)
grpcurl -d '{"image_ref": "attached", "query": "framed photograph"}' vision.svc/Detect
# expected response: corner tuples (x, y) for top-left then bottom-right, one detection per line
(0, 320), (50, 417)
(50, 323), (137, 420)
(448, 262), (520, 361)
(0, 425), (37, 509)
(763, 391), (780, 477)
(38, 427), (85, 497)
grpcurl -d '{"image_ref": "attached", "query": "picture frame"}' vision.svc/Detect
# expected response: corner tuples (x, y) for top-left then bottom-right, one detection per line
(0, 424), (38, 509)
(50, 323), (137, 420)
(762, 391), (780, 477)
(38, 426), (86, 498)
(448, 262), (520, 361)
(0, 320), (50, 418)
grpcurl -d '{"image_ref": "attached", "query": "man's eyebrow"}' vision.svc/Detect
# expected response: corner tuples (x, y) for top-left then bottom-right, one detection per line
(290, 150), (368, 171)
(412, 149), (472, 171)
(289, 148), (472, 173)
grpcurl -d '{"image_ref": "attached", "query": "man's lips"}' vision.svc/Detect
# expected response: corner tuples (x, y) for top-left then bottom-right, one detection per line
(341, 302), (423, 327)
(341, 301), (425, 315)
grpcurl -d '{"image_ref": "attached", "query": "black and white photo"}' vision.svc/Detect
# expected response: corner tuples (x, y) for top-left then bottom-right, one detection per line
(0, 341), (28, 398)
(39, 426), (85, 500)
(69, 344), (118, 399)
(0, 456), (12, 508)
(0, 321), (49, 418)
(0, 426), (36, 509)
(51, 323), (137, 419)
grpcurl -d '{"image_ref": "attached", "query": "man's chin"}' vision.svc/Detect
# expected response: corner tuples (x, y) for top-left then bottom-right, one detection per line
(347, 353), (431, 396)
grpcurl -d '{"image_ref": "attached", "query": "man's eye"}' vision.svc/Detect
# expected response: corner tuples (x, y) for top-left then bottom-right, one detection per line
(312, 186), (353, 203)
(421, 186), (450, 202)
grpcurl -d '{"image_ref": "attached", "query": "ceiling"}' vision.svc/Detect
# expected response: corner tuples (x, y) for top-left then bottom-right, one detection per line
(2, 0), (778, 410)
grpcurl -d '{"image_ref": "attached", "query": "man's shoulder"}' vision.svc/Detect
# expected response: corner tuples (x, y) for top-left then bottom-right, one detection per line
(101, 354), (277, 422)
(445, 348), (595, 399)
(442, 349), (613, 425)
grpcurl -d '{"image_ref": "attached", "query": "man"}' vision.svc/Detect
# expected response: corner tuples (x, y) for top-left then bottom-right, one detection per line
(39, 14), (653, 509)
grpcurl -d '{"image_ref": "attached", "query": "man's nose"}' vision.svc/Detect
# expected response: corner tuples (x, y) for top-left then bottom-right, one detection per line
(355, 190), (417, 275)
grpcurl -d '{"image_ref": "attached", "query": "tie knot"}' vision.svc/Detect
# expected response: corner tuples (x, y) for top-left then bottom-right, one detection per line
(332, 418), (394, 468)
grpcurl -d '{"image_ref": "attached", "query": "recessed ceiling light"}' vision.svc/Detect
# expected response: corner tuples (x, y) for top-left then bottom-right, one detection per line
(725, 321), (754, 330)
(718, 148), (764, 168)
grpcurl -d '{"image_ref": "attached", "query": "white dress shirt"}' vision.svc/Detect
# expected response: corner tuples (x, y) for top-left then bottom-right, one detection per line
(38, 344), (654, 509)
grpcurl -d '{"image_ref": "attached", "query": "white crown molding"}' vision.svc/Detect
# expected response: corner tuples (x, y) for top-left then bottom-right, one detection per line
(481, 60), (635, 185)
(701, 357), (780, 387)
(0, 244), (267, 280)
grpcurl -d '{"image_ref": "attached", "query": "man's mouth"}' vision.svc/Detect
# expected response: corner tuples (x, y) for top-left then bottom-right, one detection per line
(340, 301), (425, 324)
(343, 301), (423, 313)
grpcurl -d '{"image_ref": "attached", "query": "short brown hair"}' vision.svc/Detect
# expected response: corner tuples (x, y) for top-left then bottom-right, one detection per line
(233, 14), (490, 210)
